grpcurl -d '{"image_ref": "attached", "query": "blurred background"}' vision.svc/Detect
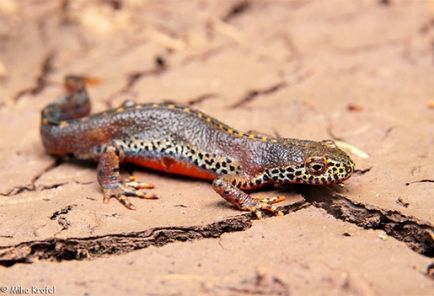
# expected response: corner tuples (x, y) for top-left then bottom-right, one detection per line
(1, 0), (433, 113)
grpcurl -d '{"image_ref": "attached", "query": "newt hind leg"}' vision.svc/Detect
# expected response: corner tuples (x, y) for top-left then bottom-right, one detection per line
(97, 146), (158, 210)
(212, 175), (285, 219)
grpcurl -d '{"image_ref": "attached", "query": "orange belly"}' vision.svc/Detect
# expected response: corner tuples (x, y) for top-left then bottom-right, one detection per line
(128, 156), (216, 180)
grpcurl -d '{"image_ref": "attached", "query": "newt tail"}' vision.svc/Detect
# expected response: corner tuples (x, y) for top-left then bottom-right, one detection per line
(40, 76), (355, 218)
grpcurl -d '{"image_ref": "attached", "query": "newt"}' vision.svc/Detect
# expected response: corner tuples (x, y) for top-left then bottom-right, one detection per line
(40, 76), (355, 218)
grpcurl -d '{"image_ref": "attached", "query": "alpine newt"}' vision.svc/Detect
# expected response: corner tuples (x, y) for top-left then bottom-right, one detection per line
(40, 76), (355, 218)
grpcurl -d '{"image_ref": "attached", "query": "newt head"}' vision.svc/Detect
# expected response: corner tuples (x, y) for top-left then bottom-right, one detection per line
(304, 139), (355, 184)
(269, 139), (355, 185)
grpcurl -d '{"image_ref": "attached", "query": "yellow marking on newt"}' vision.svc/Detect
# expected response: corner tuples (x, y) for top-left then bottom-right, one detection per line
(168, 104), (176, 109)
(183, 107), (190, 113)
(261, 136), (268, 142)
(59, 121), (69, 127)
(227, 128), (233, 134)
(238, 131), (244, 137)
(152, 103), (159, 108)
(248, 134), (255, 139)
(116, 107), (125, 113)
(206, 117), (212, 122)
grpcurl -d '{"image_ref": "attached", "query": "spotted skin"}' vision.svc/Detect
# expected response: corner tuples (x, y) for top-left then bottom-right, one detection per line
(40, 76), (355, 218)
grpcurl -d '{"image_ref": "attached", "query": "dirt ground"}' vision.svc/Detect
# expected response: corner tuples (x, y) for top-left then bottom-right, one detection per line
(0, 0), (433, 295)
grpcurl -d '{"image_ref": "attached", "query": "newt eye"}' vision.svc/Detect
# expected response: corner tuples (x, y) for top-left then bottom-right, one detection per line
(306, 157), (327, 175)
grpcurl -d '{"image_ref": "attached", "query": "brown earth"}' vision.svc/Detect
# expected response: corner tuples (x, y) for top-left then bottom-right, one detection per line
(0, 0), (433, 295)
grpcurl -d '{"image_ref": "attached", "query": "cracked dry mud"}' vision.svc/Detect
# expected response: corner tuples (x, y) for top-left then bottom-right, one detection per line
(0, 0), (433, 295)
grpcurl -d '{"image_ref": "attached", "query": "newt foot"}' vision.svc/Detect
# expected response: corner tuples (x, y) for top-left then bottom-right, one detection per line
(125, 176), (155, 190)
(245, 196), (285, 219)
(103, 179), (158, 210)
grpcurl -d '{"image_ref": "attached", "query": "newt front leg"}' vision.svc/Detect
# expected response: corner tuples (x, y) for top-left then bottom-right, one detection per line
(97, 146), (158, 210)
(212, 175), (285, 218)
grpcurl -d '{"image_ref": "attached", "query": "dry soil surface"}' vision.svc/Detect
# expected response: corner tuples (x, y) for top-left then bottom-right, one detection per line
(0, 0), (433, 295)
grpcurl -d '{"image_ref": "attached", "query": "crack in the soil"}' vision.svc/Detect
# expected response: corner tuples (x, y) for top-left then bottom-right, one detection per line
(216, 270), (290, 296)
(395, 196), (410, 208)
(181, 46), (226, 66)
(228, 70), (312, 109)
(228, 81), (288, 109)
(12, 50), (56, 102)
(378, 0), (390, 6)
(419, 18), (434, 35)
(0, 159), (63, 197)
(1, 182), (432, 267)
(0, 201), (309, 266)
(299, 186), (434, 257)
(105, 55), (168, 108)
(427, 263), (434, 280)
(354, 167), (372, 175)
(326, 123), (344, 141)
(222, 1), (252, 23)
(282, 33), (303, 63)
(187, 93), (218, 106)
(50, 204), (77, 220)
(0, 180), (94, 198)
(405, 179), (434, 186)
(331, 37), (406, 56)
(124, 56), (167, 91)
(103, 0), (123, 10)
(49, 205), (77, 234)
